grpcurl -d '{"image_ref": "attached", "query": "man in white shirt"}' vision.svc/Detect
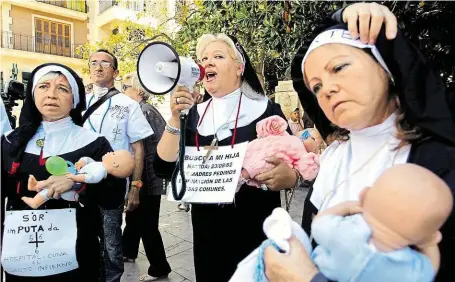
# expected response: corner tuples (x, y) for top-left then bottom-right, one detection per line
(288, 108), (305, 135)
(84, 49), (154, 282)
(1, 97), (12, 135)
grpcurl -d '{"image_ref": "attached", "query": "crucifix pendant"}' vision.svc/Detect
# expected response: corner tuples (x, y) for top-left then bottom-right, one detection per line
(203, 137), (218, 164)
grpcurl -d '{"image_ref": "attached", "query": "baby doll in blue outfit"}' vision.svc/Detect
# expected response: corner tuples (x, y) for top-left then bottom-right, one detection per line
(231, 164), (452, 282)
(311, 163), (452, 282)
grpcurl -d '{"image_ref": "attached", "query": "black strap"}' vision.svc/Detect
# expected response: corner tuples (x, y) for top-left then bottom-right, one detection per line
(82, 88), (120, 125)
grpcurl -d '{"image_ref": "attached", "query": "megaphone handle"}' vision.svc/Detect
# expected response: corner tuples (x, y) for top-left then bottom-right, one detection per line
(171, 113), (188, 201)
(177, 83), (193, 116)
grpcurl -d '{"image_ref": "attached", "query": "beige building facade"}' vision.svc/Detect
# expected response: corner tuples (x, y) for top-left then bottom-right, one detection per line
(1, 0), (177, 124)
(1, 0), (176, 87)
(1, 0), (89, 90)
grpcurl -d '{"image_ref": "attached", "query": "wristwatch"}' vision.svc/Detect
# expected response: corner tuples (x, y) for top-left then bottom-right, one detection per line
(131, 180), (143, 189)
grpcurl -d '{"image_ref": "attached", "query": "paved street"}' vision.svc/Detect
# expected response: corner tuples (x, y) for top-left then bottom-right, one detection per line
(121, 188), (308, 282)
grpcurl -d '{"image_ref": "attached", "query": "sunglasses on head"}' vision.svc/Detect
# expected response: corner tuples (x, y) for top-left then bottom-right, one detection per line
(122, 85), (132, 91)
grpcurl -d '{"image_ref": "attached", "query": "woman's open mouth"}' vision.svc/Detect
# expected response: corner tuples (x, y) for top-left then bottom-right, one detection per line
(205, 72), (217, 82)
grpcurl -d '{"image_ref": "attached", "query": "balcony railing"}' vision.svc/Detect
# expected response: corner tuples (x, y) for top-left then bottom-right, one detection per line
(1, 31), (84, 59)
(99, 0), (145, 14)
(37, 0), (87, 13)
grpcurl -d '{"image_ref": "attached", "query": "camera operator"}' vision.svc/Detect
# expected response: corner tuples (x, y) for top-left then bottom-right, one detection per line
(1, 80), (25, 130)
(1, 97), (12, 135)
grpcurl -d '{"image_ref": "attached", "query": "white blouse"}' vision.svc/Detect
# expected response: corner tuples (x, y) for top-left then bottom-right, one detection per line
(311, 113), (411, 211)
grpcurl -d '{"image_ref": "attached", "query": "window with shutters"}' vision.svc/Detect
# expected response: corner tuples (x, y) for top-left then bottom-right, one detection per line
(34, 18), (72, 57)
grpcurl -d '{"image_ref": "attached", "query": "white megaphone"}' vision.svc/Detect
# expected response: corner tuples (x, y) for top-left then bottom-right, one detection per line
(137, 41), (205, 114)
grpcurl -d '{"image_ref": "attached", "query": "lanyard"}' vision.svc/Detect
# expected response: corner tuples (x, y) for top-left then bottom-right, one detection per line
(87, 95), (111, 133)
(195, 93), (243, 150)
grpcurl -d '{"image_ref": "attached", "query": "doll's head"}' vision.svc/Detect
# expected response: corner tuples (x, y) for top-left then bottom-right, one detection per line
(298, 128), (323, 153)
(102, 150), (135, 178)
(360, 164), (453, 251)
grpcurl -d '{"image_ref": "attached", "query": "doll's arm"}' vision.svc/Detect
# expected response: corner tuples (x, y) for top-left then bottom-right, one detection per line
(66, 173), (87, 183)
(314, 201), (362, 221)
(72, 163), (106, 184)
(75, 157), (95, 170)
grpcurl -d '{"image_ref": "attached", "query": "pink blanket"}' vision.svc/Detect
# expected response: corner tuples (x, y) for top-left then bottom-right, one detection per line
(242, 116), (319, 187)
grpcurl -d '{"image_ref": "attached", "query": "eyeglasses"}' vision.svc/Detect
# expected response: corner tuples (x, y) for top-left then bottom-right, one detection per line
(89, 61), (114, 69)
(122, 85), (132, 91)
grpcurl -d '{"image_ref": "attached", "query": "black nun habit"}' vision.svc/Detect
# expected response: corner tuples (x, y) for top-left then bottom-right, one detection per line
(1, 63), (125, 281)
(291, 20), (455, 282)
(153, 35), (288, 282)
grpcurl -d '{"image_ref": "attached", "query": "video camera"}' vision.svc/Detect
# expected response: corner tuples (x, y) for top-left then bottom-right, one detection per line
(1, 80), (25, 129)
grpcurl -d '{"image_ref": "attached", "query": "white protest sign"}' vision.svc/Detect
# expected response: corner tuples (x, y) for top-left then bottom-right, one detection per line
(1, 208), (78, 277)
(167, 141), (248, 203)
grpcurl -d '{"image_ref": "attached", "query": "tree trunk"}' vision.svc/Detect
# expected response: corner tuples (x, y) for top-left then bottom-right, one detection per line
(255, 52), (266, 92)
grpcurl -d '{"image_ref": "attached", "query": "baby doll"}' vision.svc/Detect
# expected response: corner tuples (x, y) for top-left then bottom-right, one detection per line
(240, 115), (319, 188)
(230, 207), (312, 282)
(231, 163), (452, 282)
(311, 163), (452, 282)
(22, 150), (135, 209)
(296, 128), (324, 154)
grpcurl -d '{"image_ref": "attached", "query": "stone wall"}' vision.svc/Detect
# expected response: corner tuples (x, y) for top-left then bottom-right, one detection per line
(273, 80), (303, 120)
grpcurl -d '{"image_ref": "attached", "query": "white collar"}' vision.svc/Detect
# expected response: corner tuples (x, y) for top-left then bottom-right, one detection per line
(41, 116), (73, 134)
(37, 117), (75, 157)
(196, 87), (268, 141)
(92, 84), (109, 98)
(20, 118), (100, 158)
(310, 113), (411, 210)
(349, 113), (396, 139)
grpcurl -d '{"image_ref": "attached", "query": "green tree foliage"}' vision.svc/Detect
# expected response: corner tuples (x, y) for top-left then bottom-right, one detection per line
(380, 1), (455, 92)
(176, 0), (454, 94)
(78, 0), (454, 97)
(175, 0), (343, 94)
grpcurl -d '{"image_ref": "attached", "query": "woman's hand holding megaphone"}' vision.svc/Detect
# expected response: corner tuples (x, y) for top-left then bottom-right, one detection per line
(169, 86), (200, 127)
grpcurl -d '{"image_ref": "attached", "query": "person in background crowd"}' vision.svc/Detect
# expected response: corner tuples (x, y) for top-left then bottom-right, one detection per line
(1, 63), (125, 281)
(84, 49), (154, 282)
(265, 2), (455, 282)
(121, 73), (172, 281)
(288, 108), (305, 135)
(1, 96), (12, 135)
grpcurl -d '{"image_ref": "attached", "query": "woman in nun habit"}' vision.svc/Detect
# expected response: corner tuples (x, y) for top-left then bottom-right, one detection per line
(262, 7), (455, 282)
(154, 33), (299, 282)
(1, 63), (125, 281)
